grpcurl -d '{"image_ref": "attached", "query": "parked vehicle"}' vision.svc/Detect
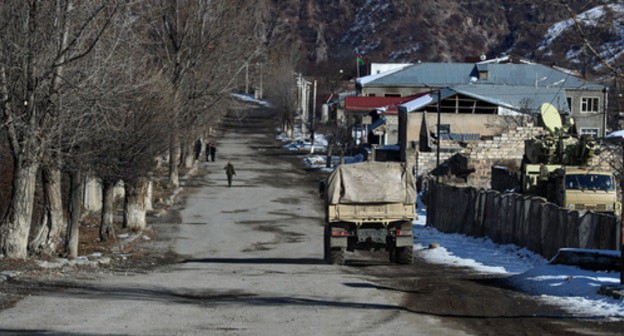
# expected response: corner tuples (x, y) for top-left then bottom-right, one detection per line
(321, 161), (417, 265)
(497, 103), (620, 215)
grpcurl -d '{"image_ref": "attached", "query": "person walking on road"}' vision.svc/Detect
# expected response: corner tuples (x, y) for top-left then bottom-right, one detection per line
(224, 161), (236, 187)
(210, 143), (217, 162)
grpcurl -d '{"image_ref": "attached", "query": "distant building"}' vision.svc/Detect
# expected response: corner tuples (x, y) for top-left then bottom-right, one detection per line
(358, 61), (608, 138)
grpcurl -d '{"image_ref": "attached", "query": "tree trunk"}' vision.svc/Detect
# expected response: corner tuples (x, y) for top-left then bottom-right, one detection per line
(65, 169), (83, 259)
(0, 162), (39, 259)
(124, 177), (147, 231)
(145, 178), (153, 212)
(168, 133), (180, 188)
(199, 135), (207, 162)
(29, 166), (66, 255)
(184, 141), (194, 168)
(100, 179), (115, 241)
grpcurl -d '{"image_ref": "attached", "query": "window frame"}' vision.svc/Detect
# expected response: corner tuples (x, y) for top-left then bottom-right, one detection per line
(580, 97), (600, 113)
(579, 127), (599, 137)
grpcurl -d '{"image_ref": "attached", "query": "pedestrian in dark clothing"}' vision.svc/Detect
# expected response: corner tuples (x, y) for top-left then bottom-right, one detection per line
(206, 143), (212, 162)
(194, 139), (202, 160)
(210, 144), (216, 162)
(224, 161), (236, 187)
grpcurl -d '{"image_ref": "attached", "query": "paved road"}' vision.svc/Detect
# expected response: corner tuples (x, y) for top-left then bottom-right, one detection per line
(0, 109), (465, 335)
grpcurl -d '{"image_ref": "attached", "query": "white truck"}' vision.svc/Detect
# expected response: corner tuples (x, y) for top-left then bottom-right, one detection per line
(322, 161), (417, 265)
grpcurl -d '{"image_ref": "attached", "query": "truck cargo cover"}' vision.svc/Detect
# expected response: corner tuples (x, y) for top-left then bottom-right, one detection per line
(326, 162), (416, 205)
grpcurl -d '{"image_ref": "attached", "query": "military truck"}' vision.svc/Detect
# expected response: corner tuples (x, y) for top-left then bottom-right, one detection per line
(322, 161), (416, 265)
(520, 103), (619, 215)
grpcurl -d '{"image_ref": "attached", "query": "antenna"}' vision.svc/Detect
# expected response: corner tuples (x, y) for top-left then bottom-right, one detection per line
(540, 103), (562, 134)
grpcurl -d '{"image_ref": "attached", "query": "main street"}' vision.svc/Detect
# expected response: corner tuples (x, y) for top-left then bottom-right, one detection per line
(0, 108), (461, 335)
(1, 107), (622, 335)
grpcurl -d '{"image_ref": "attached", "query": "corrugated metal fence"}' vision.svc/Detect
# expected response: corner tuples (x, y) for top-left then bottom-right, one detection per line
(426, 182), (618, 259)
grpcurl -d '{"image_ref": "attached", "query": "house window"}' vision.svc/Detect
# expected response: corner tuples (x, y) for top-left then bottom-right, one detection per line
(384, 94), (401, 97)
(566, 97), (572, 111)
(580, 97), (599, 113)
(580, 128), (599, 137)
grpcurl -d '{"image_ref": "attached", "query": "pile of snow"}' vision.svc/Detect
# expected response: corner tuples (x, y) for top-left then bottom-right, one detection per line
(230, 93), (272, 107)
(414, 194), (624, 318)
(278, 132), (328, 152)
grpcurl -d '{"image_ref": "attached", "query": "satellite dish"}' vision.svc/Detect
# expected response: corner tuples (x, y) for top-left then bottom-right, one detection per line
(480, 54), (487, 61)
(540, 103), (562, 133)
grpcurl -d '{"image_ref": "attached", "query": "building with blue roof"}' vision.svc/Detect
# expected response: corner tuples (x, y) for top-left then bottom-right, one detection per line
(358, 61), (608, 138)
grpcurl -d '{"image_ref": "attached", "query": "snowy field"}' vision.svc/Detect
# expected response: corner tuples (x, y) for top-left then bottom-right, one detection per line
(413, 195), (624, 320)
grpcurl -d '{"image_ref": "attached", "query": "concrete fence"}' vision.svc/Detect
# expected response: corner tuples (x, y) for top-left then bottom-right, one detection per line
(426, 182), (618, 259)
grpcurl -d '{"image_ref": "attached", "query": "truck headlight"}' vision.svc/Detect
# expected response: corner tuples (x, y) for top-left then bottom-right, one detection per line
(568, 204), (575, 210)
(607, 203), (614, 211)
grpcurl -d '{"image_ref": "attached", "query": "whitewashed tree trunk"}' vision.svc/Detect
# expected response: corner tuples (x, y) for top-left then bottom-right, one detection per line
(168, 133), (180, 188)
(29, 166), (66, 255)
(197, 135), (206, 162)
(0, 163), (39, 258)
(184, 142), (194, 168)
(145, 178), (153, 211)
(65, 170), (83, 259)
(124, 177), (147, 231)
(100, 180), (115, 241)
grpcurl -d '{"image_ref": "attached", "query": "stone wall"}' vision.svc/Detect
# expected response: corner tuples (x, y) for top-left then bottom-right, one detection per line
(463, 126), (545, 188)
(414, 125), (545, 188)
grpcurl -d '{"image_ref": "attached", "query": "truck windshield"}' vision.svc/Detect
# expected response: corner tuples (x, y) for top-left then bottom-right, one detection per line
(565, 174), (614, 191)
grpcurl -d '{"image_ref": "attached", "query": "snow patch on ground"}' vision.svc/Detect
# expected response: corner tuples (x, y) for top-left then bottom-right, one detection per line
(414, 194), (624, 318)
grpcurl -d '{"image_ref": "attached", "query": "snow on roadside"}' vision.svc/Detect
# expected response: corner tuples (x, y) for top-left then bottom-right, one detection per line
(413, 194), (624, 318)
(230, 93), (272, 107)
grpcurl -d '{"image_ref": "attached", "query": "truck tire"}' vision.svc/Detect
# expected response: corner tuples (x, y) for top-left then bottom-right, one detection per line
(323, 225), (330, 262)
(328, 248), (345, 265)
(388, 247), (397, 263)
(396, 246), (413, 264)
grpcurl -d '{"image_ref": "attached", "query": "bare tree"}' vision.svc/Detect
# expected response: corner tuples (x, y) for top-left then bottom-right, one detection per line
(265, 41), (301, 139)
(138, 0), (269, 188)
(0, 1), (116, 259)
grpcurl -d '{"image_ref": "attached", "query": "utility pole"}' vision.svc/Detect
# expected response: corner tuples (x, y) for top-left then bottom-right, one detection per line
(436, 89), (441, 183)
(259, 63), (263, 99)
(603, 86), (609, 137)
(311, 80), (317, 153)
(245, 62), (249, 95)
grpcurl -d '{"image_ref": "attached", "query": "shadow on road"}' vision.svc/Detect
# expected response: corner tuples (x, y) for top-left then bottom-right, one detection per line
(0, 330), (127, 336)
(181, 257), (325, 265)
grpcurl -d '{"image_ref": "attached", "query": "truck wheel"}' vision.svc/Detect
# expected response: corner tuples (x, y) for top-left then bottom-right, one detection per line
(388, 247), (397, 263)
(328, 248), (345, 265)
(323, 226), (330, 262)
(396, 246), (413, 264)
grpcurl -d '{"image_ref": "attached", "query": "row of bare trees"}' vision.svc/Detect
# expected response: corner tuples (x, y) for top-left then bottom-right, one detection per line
(0, 0), (273, 259)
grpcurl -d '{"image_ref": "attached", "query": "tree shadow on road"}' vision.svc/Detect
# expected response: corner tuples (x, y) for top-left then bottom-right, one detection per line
(181, 257), (325, 265)
(0, 330), (127, 336)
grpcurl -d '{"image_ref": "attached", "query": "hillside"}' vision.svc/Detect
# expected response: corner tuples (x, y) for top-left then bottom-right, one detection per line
(273, 0), (623, 78)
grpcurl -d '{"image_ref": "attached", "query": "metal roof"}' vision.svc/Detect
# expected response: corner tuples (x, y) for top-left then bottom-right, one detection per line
(451, 84), (571, 114)
(438, 133), (481, 141)
(362, 62), (604, 90)
(368, 117), (386, 131)
(398, 88), (456, 113)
